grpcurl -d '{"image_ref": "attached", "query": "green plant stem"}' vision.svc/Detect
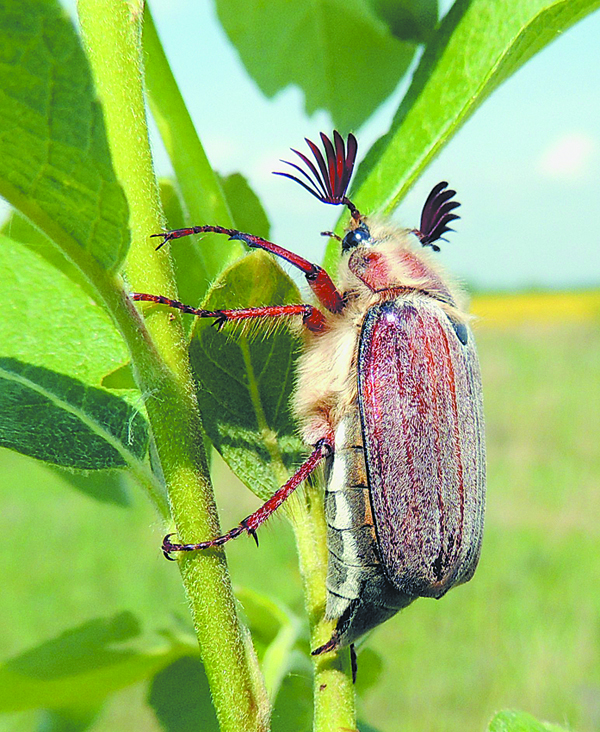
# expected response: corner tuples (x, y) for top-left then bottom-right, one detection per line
(142, 13), (357, 721)
(237, 332), (357, 727)
(290, 491), (357, 731)
(253, 442), (356, 727)
(76, 1), (269, 730)
(138, 4), (355, 725)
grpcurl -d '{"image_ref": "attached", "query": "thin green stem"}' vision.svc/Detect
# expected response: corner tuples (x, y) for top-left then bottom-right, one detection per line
(237, 289), (356, 725)
(76, 1), (269, 730)
(290, 488), (357, 732)
(241, 322), (356, 725)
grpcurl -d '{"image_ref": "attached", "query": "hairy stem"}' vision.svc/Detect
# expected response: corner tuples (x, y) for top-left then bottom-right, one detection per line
(290, 487), (357, 731)
(77, 1), (269, 730)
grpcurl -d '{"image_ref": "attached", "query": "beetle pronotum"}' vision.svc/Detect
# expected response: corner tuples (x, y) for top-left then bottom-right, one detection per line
(133, 131), (485, 661)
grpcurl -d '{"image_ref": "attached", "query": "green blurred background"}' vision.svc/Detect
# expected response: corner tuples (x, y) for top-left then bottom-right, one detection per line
(1, 295), (599, 731)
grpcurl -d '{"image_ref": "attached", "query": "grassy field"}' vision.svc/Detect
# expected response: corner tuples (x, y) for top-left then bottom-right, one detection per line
(1, 293), (599, 731)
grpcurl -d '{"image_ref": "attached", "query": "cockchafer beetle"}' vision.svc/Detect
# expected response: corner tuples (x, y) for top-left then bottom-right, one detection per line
(133, 131), (485, 663)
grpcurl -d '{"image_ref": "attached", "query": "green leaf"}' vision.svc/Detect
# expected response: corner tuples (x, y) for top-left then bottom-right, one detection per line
(214, 0), (419, 132)
(159, 179), (186, 232)
(100, 363), (138, 391)
(48, 465), (131, 507)
(158, 173), (272, 322)
(236, 588), (301, 701)
(147, 656), (219, 732)
(7, 612), (140, 677)
(0, 357), (149, 469)
(488, 710), (571, 732)
(189, 251), (304, 501)
(0, 211), (98, 301)
(236, 588), (298, 657)
(353, 647), (383, 696)
(367, 0), (438, 42)
(0, 231), (148, 472)
(220, 173), (271, 241)
(0, 613), (188, 713)
(271, 673), (313, 732)
(0, 0), (129, 271)
(351, 0), (600, 216)
(0, 235), (129, 386)
(158, 179), (209, 316)
(357, 722), (384, 732)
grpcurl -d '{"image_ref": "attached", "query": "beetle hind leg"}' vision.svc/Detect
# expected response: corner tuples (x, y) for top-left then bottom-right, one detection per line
(311, 634), (340, 657)
(161, 438), (333, 558)
(311, 636), (357, 683)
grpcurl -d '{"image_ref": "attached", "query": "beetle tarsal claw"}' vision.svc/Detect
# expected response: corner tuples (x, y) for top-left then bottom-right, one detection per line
(162, 533), (178, 560)
(311, 634), (340, 656)
(212, 313), (227, 330)
(150, 232), (171, 250)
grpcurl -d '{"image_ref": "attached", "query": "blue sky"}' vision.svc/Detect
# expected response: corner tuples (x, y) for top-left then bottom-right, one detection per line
(41, 2), (600, 290)
(146, 0), (600, 291)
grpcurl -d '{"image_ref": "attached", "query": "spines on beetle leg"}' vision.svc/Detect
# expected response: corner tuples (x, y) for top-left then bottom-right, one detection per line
(131, 295), (318, 338)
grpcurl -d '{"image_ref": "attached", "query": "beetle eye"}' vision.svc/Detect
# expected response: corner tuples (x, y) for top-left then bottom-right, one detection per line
(447, 317), (469, 345)
(342, 224), (371, 252)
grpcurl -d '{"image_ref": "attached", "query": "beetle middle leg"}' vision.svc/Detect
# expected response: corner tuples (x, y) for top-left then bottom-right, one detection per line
(131, 294), (327, 333)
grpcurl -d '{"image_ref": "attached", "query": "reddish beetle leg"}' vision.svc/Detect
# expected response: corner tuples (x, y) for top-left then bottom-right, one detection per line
(151, 226), (345, 314)
(131, 295), (327, 334)
(133, 222), (344, 558)
(162, 438), (333, 559)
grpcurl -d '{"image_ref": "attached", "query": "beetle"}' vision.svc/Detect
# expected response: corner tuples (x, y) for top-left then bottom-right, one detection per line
(133, 131), (485, 661)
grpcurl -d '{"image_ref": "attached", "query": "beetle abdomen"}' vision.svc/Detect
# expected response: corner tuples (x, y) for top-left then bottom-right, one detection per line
(324, 410), (415, 648)
(358, 297), (486, 599)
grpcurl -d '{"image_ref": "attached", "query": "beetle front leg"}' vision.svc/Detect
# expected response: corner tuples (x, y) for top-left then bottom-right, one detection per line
(131, 293), (327, 333)
(151, 226), (345, 314)
(162, 437), (333, 559)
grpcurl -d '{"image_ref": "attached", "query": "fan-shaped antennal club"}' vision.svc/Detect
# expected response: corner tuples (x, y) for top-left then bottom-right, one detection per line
(274, 131), (360, 219)
(414, 182), (461, 252)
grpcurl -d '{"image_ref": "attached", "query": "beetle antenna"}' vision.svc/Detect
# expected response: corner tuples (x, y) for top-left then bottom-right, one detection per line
(274, 131), (361, 220)
(320, 230), (343, 242)
(413, 182), (461, 252)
